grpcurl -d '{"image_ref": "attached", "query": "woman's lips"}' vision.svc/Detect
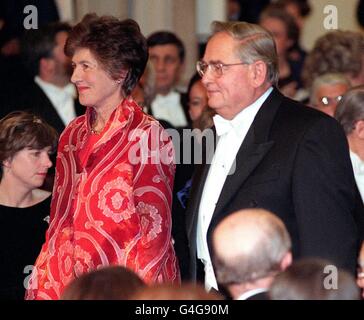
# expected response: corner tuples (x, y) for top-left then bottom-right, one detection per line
(77, 86), (89, 93)
(36, 173), (47, 177)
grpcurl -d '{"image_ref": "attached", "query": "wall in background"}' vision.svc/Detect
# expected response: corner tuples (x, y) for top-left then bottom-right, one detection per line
(68, 0), (363, 86)
(302, 0), (362, 51)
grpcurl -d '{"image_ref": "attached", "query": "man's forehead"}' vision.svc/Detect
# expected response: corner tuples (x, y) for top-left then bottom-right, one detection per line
(149, 44), (179, 56)
(203, 33), (237, 61)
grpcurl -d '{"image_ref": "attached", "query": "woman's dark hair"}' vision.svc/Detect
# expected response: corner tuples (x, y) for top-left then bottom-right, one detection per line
(65, 13), (148, 96)
(61, 266), (145, 300)
(0, 111), (58, 181)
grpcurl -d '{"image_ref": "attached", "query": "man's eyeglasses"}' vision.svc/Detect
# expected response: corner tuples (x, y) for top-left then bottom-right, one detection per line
(196, 60), (248, 78)
(319, 95), (343, 106)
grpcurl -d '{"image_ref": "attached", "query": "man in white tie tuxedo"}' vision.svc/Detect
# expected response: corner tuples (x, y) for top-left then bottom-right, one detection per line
(147, 31), (189, 128)
(185, 21), (364, 292)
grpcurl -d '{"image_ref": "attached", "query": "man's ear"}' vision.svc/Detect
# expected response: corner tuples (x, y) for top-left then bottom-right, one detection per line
(39, 57), (54, 77)
(280, 251), (292, 271)
(249, 60), (267, 88)
(355, 120), (364, 139)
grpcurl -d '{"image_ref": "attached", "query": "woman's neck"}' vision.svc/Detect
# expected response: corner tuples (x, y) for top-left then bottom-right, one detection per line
(92, 97), (124, 132)
(0, 179), (37, 207)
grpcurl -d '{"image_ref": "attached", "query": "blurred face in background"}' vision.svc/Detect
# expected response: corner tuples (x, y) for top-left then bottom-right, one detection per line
(149, 44), (183, 95)
(260, 17), (292, 57)
(314, 83), (350, 117)
(52, 31), (72, 83)
(347, 56), (364, 87)
(188, 79), (208, 122)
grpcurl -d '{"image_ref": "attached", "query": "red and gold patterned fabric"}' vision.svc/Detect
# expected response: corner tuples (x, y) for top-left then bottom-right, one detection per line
(26, 99), (180, 300)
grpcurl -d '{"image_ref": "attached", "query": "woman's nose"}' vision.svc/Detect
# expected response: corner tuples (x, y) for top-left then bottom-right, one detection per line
(43, 153), (53, 168)
(71, 66), (80, 84)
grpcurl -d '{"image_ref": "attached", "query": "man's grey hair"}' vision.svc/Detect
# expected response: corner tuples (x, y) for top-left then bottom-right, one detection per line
(212, 21), (279, 86)
(334, 86), (364, 135)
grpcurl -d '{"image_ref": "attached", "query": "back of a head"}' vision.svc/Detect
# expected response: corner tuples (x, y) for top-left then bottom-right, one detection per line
(269, 258), (360, 300)
(61, 266), (145, 300)
(334, 86), (364, 135)
(131, 283), (224, 300)
(213, 208), (291, 286)
(211, 21), (279, 86)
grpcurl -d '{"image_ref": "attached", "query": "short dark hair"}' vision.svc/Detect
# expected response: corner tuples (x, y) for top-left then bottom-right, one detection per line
(147, 31), (185, 62)
(276, 0), (311, 17)
(260, 5), (300, 45)
(65, 13), (148, 96)
(21, 22), (71, 77)
(61, 266), (145, 300)
(0, 111), (58, 181)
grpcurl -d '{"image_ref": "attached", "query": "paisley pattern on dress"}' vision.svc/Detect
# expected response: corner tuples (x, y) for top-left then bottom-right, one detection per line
(26, 99), (180, 300)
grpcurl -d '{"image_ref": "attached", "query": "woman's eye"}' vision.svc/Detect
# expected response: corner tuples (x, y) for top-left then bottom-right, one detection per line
(190, 100), (201, 107)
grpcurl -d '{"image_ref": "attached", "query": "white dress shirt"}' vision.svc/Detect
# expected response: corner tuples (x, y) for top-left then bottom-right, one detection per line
(350, 150), (364, 202)
(150, 90), (188, 127)
(35, 76), (77, 126)
(237, 288), (268, 300)
(196, 87), (273, 291)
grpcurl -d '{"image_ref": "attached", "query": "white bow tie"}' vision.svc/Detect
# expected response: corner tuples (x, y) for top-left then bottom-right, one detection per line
(213, 115), (233, 136)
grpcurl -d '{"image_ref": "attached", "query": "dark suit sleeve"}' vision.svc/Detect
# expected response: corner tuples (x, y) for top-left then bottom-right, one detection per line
(292, 116), (362, 273)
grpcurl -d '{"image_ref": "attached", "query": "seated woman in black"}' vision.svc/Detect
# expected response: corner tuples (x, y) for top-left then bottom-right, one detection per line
(0, 111), (58, 299)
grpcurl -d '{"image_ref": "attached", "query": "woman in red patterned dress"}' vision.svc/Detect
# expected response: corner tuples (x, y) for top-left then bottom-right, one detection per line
(26, 14), (180, 300)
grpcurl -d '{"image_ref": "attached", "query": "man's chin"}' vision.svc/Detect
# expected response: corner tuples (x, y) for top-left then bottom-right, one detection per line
(155, 84), (174, 95)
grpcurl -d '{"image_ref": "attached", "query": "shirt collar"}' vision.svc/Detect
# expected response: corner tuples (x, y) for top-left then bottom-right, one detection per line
(213, 87), (273, 136)
(237, 288), (268, 300)
(35, 76), (76, 98)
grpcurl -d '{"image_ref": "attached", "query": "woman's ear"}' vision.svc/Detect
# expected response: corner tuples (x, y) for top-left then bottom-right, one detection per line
(117, 69), (129, 83)
(2, 158), (11, 169)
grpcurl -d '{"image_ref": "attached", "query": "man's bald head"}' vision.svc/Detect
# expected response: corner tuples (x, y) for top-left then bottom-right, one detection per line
(213, 208), (291, 285)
